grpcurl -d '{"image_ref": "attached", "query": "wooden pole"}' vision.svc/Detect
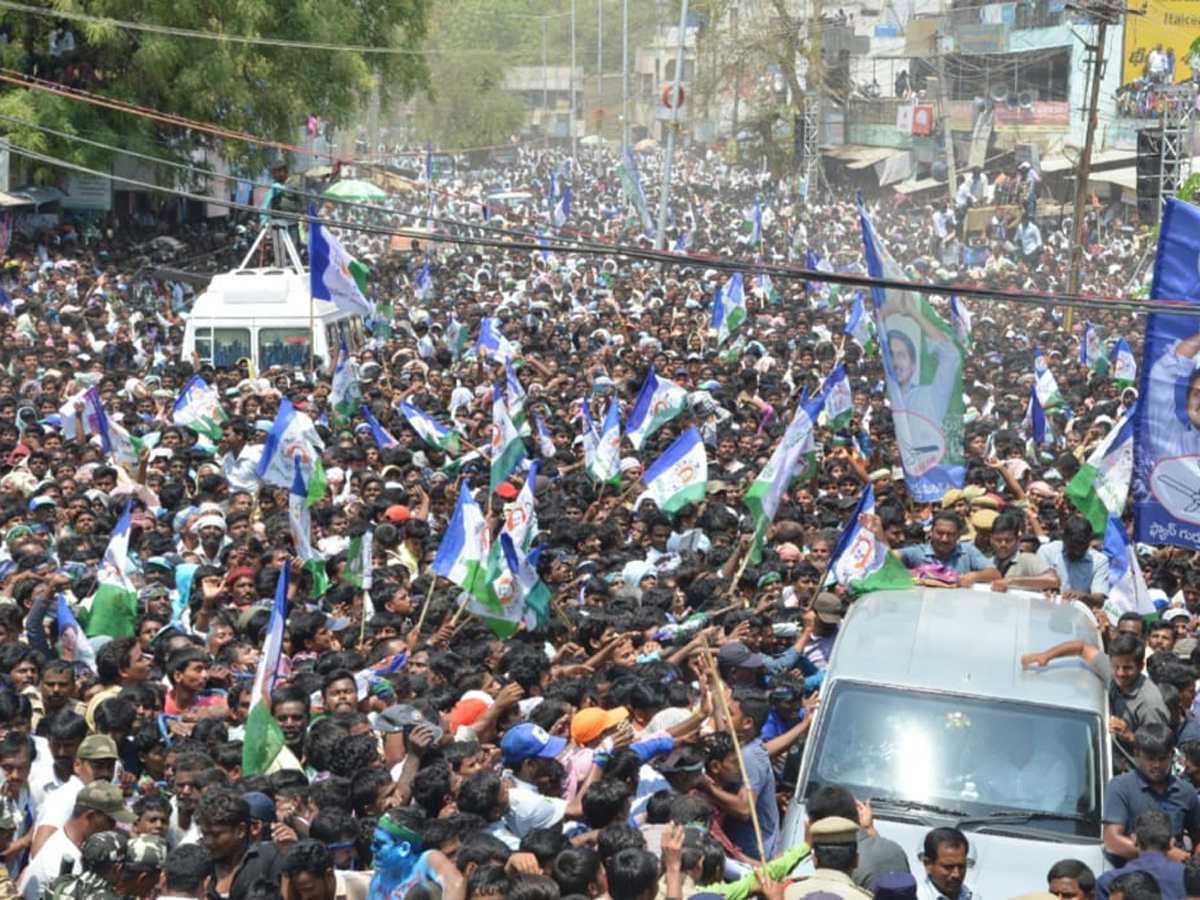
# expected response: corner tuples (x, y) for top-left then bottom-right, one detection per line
(412, 574), (439, 639)
(700, 641), (768, 867)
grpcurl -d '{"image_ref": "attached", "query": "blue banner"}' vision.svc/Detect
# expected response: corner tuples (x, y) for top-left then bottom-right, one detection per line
(1134, 198), (1200, 549)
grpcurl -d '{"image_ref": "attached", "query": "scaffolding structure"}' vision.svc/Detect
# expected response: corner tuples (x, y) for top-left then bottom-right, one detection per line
(801, 93), (822, 196)
(1158, 83), (1198, 202)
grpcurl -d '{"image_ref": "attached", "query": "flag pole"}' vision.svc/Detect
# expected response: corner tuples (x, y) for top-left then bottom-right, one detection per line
(412, 574), (439, 639)
(700, 641), (768, 868)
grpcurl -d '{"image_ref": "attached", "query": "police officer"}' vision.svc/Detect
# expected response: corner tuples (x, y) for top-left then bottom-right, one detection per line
(784, 816), (873, 900)
(43, 831), (125, 900)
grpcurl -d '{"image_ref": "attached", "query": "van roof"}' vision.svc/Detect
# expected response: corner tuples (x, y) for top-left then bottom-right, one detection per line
(828, 589), (1106, 712)
(187, 267), (350, 320)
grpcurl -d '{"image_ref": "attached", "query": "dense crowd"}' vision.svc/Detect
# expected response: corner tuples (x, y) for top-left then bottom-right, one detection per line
(0, 143), (1185, 900)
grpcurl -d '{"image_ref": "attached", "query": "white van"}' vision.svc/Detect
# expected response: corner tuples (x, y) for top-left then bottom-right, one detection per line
(182, 227), (365, 372)
(780, 589), (1109, 894)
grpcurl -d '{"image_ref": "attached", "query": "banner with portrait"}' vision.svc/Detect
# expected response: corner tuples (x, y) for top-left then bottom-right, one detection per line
(1133, 197), (1200, 549)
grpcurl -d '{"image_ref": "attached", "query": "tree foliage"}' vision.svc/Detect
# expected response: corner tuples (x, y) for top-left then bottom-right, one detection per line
(0, 0), (432, 180)
(411, 52), (526, 152)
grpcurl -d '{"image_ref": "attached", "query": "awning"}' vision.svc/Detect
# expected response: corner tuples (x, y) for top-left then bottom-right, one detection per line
(10, 185), (65, 207)
(846, 147), (902, 169)
(894, 177), (945, 196)
(1040, 149), (1134, 174)
(1087, 154), (1200, 192)
(823, 143), (901, 163)
(877, 151), (914, 186)
(1089, 167), (1136, 191)
(0, 191), (32, 208)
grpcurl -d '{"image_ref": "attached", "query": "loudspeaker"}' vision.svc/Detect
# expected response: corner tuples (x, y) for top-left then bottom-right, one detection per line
(1137, 129), (1165, 223)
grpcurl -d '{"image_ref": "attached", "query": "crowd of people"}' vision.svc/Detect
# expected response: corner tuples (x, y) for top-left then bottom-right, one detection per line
(0, 141), (1184, 900)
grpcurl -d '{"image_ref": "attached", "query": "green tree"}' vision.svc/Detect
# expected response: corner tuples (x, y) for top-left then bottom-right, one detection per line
(411, 52), (526, 151)
(0, 0), (432, 180)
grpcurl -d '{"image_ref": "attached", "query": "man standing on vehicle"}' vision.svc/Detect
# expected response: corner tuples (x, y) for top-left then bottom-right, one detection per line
(919, 828), (977, 900)
(1101, 724), (1200, 867)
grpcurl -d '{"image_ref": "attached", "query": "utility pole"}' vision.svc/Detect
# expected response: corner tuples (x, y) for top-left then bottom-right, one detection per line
(597, 0), (603, 135)
(622, 0), (629, 155)
(731, 4), (740, 153)
(654, 0), (690, 251)
(571, 0), (577, 157)
(1066, 1), (1126, 331)
(805, 0), (824, 196)
(935, 39), (956, 198)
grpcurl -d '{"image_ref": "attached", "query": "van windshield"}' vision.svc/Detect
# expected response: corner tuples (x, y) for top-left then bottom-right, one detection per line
(804, 682), (1102, 839)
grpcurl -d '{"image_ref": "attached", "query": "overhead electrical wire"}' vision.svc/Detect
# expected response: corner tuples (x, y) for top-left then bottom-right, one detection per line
(0, 0), (438, 56)
(3, 139), (1184, 321)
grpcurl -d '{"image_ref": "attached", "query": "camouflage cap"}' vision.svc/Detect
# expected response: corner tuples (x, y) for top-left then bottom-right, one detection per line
(126, 835), (167, 871)
(81, 831), (127, 869)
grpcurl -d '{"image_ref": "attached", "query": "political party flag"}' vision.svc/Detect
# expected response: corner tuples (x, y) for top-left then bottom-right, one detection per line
(58, 593), (96, 674)
(59, 386), (106, 443)
(821, 364), (853, 430)
(475, 317), (515, 362)
(400, 400), (459, 452)
(307, 456), (328, 507)
(756, 272), (780, 305)
(673, 231), (692, 254)
(83, 498), (138, 638)
(0, 287), (12, 316)
(1033, 346), (1063, 408)
(1079, 321), (1109, 374)
(466, 535), (550, 638)
(107, 418), (152, 476)
(359, 404), (399, 451)
(1065, 404), (1136, 536)
(829, 486), (915, 595)
(625, 366), (688, 450)
(587, 396), (622, 486)
(289, 459), (328, 599)
(744, 390), (826, 562)
(859, 194), (965, 502)
(501, 459), (539, 553)
(505, 358), (526, 424)
(750, 201), (763, 246)
(413, 263), (434, 302)
(431, 481), (490, 599)
(553, 187), (571, 228)
(1026, 381), (1046, 445)
(1133, 198), (1200, 549)
(1103, 514), (1155, 618)
(950, 296), (973, 350)
(330, 337), (362, 427)
(713, 272), (746, 345)
(532, 412), (556, 458)
(309, 215), (374, 319)
(845, 291), (875, 354)
(490, 384), (526, 493)
(1112, 337), (1137, 389)
(640, 427), (707, 513)
(806, 248), (832, 293)
(623, 149), (655, 238)
(345, 532), (374, 590)
(446, 312), (467, 361)
(580, 398), (600, 472)
(257, 398), (325, 488)
(243, 560), (291, 777)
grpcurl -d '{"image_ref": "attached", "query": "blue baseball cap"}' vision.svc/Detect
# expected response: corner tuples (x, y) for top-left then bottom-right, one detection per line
(500, 723), (567, 766)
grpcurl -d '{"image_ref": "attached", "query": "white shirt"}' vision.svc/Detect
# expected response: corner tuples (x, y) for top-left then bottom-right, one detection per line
(503, 776), (567, 838)
(33, 775), (81, 831)
(18, 825), (80, 900)
(918, 874), (980, 900)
